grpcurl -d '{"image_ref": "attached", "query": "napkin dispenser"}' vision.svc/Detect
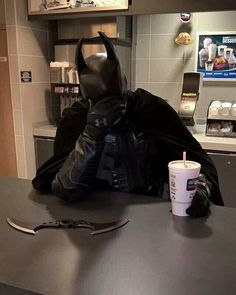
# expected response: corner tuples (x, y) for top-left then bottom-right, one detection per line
(178, 72), (202, 126)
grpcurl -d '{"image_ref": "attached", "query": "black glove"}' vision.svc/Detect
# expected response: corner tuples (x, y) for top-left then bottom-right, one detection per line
(186, 174), (211, 218)
(84, 95), (126, 141)
(51, 96), (125, 202)
(51, 135), (104, 202)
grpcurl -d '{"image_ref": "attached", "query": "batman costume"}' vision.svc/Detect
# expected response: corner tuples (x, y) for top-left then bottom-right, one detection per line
(32, 32), (224, 218)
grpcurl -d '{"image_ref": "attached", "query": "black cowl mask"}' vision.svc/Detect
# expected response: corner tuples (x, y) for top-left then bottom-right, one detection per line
(75, 31), (127, 103)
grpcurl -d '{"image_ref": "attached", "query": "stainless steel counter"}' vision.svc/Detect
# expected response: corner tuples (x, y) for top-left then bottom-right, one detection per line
(33, 124), (57, 138)
(0, 176), (236, 295)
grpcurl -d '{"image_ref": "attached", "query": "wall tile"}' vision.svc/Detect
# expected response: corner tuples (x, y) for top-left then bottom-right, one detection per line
(15, 0), (30, 27)
(18, 55), (50, 82)
(195, 105), (209, 121)
(137, 15), (150, 35)
(135, 82), (150, 92)
(10, 83), (21, 110)
(136, 34), (150, 59)
(32, 107), (51, 124)
(15, 135), (26, 163)
(149, 82), (182, 103)
(150, 35), (189, 59)
(21, 109), (33, 136)
(197, 11), (236, 32)
(17, 27), (48, 57)
(4, 0), (15, 26)
(151, 13), (197, 35)
(130, 58), (136, 91)
(8, 55), (20, 83)
(150, 59), (184, 83)
(13, 110), (23, 136)
(6, 26), (17, 54)
(201, 82), (236, 102)
(24, 134), (36, 179)
(21, 84), (33, 110)
(183, 58), (196, 73)
(150, 14), (181, 34)
(135, 59), (149, 82)
(21, 82), (51, 110)
(16, 0), (48, 30)
(17, 160), (27, 179)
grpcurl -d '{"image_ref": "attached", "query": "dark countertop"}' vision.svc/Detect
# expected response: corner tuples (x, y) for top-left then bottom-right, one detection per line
(0, 176), (236, 295)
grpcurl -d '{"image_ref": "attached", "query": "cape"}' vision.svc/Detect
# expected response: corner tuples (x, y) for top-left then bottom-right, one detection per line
(32, 88), (223, 206)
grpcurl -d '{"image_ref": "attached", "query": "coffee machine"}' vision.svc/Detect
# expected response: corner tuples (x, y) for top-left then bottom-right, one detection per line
(178, 72), (202, 127)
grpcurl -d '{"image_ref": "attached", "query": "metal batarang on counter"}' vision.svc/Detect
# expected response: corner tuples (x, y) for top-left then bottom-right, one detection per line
(6, 217), (129, 235)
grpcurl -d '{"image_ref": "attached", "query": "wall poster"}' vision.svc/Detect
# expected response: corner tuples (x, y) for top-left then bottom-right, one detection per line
(196, 32), (236, 81)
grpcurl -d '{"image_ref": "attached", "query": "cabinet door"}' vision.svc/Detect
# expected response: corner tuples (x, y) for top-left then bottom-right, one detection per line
(208, 152), (236, 208)
(34, 137), (55, 169)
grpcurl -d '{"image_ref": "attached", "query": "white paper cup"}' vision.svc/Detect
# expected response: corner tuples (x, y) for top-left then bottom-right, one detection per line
(168, 160), (201, 216)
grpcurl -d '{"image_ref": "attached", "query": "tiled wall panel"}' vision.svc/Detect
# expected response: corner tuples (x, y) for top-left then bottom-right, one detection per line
(5, 0), (54, 179)
(134, 11), (236, 121)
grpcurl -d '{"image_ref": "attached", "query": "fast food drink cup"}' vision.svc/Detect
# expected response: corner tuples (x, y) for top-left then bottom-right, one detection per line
(205, 61), (214, 71)
(218, 45), (227, 56)
(168, 160), (201, 216)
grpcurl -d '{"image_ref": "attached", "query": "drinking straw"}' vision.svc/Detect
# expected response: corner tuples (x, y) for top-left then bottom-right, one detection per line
(183, 151), (187, 168)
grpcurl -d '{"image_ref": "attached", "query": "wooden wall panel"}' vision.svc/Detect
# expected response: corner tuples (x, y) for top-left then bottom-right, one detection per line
(0, 28), (17, 177)
(0, 0), (5, 25)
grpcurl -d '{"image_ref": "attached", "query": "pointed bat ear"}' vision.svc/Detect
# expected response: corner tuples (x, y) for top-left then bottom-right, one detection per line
(75, 38), (86, 73)
(98, 31), (118, 62)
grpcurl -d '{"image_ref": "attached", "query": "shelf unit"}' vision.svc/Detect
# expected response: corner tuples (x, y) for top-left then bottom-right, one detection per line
(206, 101), (236, 138)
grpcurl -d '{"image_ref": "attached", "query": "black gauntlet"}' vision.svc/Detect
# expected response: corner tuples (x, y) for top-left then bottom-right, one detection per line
(52, 135), (104, 202)
(186, 174), (211, 218)
(51, 95), (125, 202)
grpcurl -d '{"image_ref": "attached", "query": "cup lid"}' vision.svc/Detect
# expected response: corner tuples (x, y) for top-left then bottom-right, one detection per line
(168, 160), (201, 170)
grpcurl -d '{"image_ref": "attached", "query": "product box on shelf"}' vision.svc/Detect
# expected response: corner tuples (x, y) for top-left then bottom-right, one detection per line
(50, 61), (79, 84)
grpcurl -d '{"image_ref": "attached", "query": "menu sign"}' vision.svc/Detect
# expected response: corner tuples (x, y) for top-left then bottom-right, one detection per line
(196, 32), (236, 81)
(28, 0), (129, 14)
